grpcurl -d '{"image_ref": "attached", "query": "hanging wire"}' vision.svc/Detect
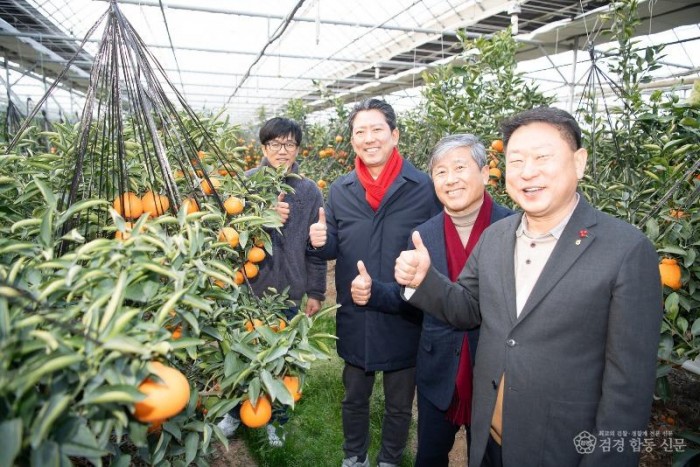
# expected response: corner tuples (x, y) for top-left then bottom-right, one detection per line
(157, 0), (186, 96)
(225, 0), (307, 105)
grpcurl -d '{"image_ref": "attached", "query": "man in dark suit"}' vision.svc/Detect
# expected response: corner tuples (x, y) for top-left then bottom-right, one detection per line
(350, 134), (512, 466)
(395, 107), (662, 467)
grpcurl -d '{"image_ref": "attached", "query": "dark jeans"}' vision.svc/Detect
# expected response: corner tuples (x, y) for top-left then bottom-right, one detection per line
(341, 363), (416, 464)
(415, 391), (471, 467)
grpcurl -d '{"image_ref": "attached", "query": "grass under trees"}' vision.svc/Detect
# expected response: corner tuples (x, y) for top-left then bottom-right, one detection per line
(241, 313), (417, 466)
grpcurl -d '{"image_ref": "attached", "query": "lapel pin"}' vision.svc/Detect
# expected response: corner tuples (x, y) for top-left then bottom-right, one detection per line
(576, 229), (589, 245)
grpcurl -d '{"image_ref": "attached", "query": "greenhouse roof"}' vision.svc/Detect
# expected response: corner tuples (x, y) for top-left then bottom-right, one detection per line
(1, 0), (699, 125)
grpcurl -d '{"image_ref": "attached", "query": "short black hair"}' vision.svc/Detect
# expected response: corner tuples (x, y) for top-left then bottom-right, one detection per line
(500, 107), (582, 151)
(348, 98), (397, 133)
(259, 117), (302, 145)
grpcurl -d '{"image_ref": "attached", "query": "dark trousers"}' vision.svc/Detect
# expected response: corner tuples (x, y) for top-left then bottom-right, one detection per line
(341, 363), (415, 464)
(481, 435), (503, 467)
(415, 391), (471, 467)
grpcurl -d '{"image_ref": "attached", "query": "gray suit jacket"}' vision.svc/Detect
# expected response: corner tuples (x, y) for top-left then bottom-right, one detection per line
(408, 198), (662, 467)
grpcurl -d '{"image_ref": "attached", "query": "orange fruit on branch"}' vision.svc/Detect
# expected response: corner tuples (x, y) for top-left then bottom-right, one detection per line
(491, 139), (504, 152)
(200, 178), (221, 196)
(113, 192), (143, 220)
(271, 318), (287, 332)
(243, 261), (259, 279)
(142, 191), (170, 218)
(134, 362), (190, 423)
(239, 396), (272, 428)
(115, 222), (134, 241)
(489, 167), (502, 179)
(659, 258), (682, 290)
(244, 318), (263, 332)
(669, 209), (685, 219)
(224, 196), (245, 215)
(234, 270), (245, 285)
(317, 180), (327, 189)
(182, 198), (200, 214)
(218, 227), (240, 248)
(283, 375), (302, 402)
(247, 246), (266, 263)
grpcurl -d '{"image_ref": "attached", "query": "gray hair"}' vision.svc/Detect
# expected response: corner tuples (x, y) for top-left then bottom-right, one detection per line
(428, 134), (488, 174)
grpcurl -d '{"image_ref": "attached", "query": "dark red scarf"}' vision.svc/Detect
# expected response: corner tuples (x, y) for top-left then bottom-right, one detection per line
(444, 191), (493, 426)
(355, 147), (403, 211)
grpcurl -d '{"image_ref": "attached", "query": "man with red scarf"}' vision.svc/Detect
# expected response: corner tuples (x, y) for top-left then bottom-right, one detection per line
(350, 134), (513, 466)
(308, 99), (441, 467)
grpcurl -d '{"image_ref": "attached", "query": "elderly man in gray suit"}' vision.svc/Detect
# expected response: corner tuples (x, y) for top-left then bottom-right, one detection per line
(395, 107), (662, 467)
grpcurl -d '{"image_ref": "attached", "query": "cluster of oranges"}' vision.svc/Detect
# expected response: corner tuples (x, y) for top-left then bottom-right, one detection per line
(238, 375), (302, 428)
(113, 191), (170, 220)
(487, 139), (504, 188)
(215, 225), (266, 287)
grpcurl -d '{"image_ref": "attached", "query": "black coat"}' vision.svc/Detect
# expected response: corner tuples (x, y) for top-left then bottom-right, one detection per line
(308, 160), (441, 371)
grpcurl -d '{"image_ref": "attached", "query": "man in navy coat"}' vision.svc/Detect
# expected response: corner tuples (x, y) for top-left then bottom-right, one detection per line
(308, 98), (441, 467)
(350, 134), (513, 466)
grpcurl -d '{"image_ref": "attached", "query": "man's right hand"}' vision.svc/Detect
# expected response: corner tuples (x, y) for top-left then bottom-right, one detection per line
(395, 231), (431, 288)
(309, 207), (327, 248)
(351, 260), (372, 306)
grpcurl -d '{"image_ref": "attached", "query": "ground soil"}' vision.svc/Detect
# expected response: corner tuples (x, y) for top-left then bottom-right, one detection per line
(211, 262), (700, 466)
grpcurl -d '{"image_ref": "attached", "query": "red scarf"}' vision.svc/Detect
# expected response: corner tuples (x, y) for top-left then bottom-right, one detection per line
(444, 191), (493, 426)
(355, 147), (403, 211)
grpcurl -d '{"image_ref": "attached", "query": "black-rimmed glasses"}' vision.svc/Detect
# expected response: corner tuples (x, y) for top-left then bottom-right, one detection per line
(266, 141), (298, 152)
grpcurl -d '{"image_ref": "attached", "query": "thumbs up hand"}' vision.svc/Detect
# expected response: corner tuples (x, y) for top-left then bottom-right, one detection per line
(309, 207), (327, 248)
(395, 231), (431, 288)
(351, 260), (372, 306)
(275, 193), (290, 224)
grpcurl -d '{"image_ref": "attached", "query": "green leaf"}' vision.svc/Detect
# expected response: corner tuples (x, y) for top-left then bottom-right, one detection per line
(201, 325), (223, 340)
(39, 208), (53, 249)
(99, 271), (128, 332)
(111, 454), (132, 467)
(59, 424), (109, 459)
(691, 318), (700, 337)
(657, 333), (674, 361)
(31, 394), (72, 448)
(102, 336), (151, 356)
(664, 293), (680, 320)
(11, 354), (83, 395)
(644, 217), (659, 240)
(32, 177), (57, 208)
(185, 431), (199, 465)
(679, 116), (699, 128)
(162, 420), (182, 441)
(261, 370), (293, 406)
(80, 384), (144, 405)
(0, 419), (22, 467)
(155, 288), (189, 325)
(57, 199), (109, 227)
(31, 440), (60, 467)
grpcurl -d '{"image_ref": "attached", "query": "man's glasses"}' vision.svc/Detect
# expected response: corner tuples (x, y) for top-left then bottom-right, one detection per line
(266, 141), (298, 152)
